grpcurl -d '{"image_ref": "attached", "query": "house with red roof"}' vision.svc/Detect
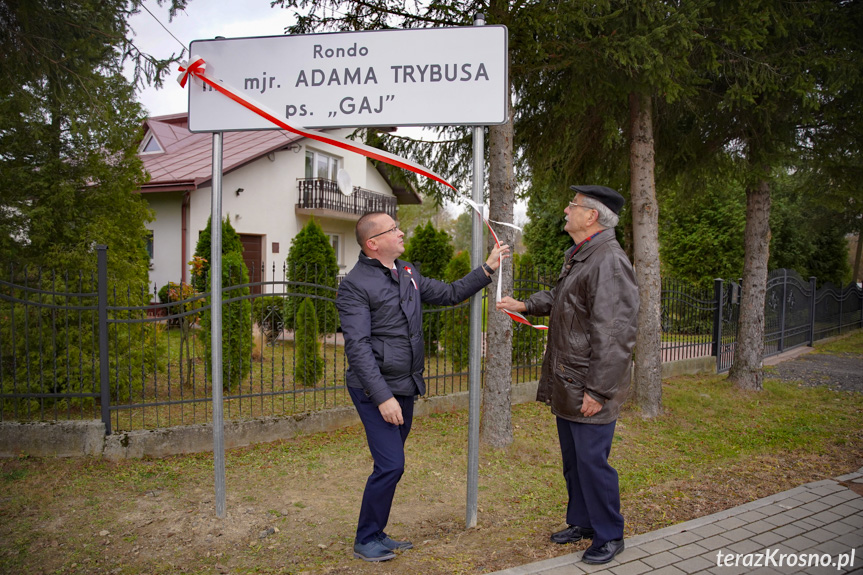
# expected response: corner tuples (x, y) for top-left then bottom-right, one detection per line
(137, 113), (419, 295)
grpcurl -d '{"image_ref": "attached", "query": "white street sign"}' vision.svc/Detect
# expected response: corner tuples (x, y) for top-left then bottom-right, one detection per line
(187, 26), (508, 132)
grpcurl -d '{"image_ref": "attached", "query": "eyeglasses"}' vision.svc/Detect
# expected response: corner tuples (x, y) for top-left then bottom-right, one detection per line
(368, 222), (400, 240)
(568, 202), (595, 211)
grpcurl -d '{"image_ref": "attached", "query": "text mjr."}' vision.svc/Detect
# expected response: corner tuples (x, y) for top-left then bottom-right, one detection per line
(294, 63), (490, 87)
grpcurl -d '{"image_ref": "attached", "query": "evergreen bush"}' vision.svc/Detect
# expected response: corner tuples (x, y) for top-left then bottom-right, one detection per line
(191, 216), (244, 294)
(285, 219), (339, 334)
(510, 260), (550, 366)
(442, 251), (472, 370)
(404, 221), (454, 356)
(199, 252), (251, 391)
(0, 268), (154, 416)
(293, 297), (324, 387)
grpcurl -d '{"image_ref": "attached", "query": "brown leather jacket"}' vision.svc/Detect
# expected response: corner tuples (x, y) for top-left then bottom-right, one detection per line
(523, 230), (639, 424)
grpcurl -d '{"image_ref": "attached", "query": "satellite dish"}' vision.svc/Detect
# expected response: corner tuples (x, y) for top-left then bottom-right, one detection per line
(337, 169), (353, 196)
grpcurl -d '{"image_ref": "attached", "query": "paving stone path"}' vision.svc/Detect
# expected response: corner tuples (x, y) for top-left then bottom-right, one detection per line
(490, 469), (863, 575)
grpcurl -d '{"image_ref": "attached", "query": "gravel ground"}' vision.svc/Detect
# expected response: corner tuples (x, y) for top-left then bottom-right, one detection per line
(766, 351), (863, 393)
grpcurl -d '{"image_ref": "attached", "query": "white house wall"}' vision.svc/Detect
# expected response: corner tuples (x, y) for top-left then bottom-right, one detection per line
(145, 192), (184, 295)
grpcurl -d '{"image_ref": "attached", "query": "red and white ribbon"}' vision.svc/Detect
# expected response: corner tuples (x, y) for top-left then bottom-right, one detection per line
(460, 199), (543, 329)
(176, 58), (454, 190)
(504, 310), (547, 330)
(177, 58), (546, 330)
(177, 57), (206, 89)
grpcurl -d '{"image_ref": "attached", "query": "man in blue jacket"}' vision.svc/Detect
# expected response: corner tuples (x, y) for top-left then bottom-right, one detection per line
(337, 211), (509, 562)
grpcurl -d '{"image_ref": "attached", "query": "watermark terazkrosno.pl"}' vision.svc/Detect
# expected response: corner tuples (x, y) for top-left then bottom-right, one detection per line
(716, 548), (857, 570)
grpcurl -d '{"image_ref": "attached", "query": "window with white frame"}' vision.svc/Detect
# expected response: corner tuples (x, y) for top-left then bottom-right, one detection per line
(305, 150), (340, 181)
(326, 233), (342, 266)
(145, 230), (154, 267)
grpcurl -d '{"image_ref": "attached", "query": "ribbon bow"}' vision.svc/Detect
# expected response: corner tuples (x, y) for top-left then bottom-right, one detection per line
(177, 56), (206, 88)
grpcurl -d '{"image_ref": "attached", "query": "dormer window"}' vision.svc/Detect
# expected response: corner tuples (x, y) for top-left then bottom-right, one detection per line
(139, 132), (163, 154)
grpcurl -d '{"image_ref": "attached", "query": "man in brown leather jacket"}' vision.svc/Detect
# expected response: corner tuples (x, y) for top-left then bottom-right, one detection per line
(497, 185), (639, 565)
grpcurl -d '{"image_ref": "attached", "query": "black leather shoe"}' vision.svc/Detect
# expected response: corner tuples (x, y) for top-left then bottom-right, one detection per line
(582, 539), (625, 564)
(377, 534), (413, 551)
(353, 539), (396, 562)
(550, 525), (596, 544)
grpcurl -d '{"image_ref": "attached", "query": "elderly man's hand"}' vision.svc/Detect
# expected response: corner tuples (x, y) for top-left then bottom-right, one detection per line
(581, 394), (602, 417)
(496, 296), (526, 313)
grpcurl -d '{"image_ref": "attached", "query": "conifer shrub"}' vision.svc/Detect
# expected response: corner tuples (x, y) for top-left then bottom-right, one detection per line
(285, 219), (339, 334)
(191, 216), (244, 294)
(509, 257), (548, 366)
(442, 250), (472, 370)
(0, 268), (154, 415)
(293, 297), (324, 387)
(200, 251), (251, 391)
(403, 221), (454, 357)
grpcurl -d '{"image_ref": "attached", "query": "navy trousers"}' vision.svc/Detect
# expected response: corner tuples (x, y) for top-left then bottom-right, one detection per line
(349, 386), (415, 545)
(556, 416), (623, 547)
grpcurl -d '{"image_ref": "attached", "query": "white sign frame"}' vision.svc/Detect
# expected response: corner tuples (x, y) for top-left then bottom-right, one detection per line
(188, 26), (508, 132)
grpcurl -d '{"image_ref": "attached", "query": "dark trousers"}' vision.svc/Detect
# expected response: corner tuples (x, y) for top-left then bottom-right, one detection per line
(349, 386), (415, 545)
(556, 416), (623, 547)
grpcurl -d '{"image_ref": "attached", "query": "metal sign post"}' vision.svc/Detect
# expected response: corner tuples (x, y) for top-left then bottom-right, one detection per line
(210, 132), (226, 518)
(466, 12), (485, 531)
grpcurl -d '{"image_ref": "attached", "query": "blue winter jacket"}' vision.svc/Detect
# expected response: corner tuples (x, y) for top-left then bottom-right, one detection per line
(336, 252), (491, 405)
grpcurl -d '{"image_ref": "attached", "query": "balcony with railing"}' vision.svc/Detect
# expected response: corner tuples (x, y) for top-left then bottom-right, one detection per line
(296, 178), (397, 220)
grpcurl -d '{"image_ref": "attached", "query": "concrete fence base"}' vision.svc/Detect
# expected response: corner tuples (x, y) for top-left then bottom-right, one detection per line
(0, 356), (714, 460)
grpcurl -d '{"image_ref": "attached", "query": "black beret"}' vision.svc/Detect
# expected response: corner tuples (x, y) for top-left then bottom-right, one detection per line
(569, 185), (625, 215)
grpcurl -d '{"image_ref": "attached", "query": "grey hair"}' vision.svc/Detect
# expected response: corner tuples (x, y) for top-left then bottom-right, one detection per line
(578, 195), (620, 229)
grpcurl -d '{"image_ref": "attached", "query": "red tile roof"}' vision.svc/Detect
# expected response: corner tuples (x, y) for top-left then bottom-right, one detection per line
(138, 113), (302, 193)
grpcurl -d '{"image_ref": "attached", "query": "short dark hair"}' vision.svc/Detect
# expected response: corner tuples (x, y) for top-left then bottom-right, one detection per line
(356, 212), (388, 248)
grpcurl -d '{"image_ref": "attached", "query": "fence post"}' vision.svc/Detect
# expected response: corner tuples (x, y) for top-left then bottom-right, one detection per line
(97, 245), (112, 435)
(838, 281), (844, 335)
(712, 278), (723, 372)
(808, 277), (816, 346)
(778, 269), (787, 353)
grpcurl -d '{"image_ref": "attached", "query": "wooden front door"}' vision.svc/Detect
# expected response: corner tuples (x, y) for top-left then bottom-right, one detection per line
(239, 234), (263, 295)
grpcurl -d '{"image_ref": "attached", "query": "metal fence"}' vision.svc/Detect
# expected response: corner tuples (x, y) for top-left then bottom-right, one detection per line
(2, 248), (861, 432)
(714, 270), (863, 372)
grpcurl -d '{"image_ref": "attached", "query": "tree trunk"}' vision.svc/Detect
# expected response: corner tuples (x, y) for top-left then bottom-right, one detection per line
(729, 178), (771, 391)
(628, 92), (663, 418)
(482, 111), (515, 449)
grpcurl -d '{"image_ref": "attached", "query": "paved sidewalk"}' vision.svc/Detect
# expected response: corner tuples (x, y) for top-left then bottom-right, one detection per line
(490, 468), (863, 575)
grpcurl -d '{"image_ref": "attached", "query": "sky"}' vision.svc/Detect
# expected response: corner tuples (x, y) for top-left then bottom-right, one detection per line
(128, 0), (529, 225)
